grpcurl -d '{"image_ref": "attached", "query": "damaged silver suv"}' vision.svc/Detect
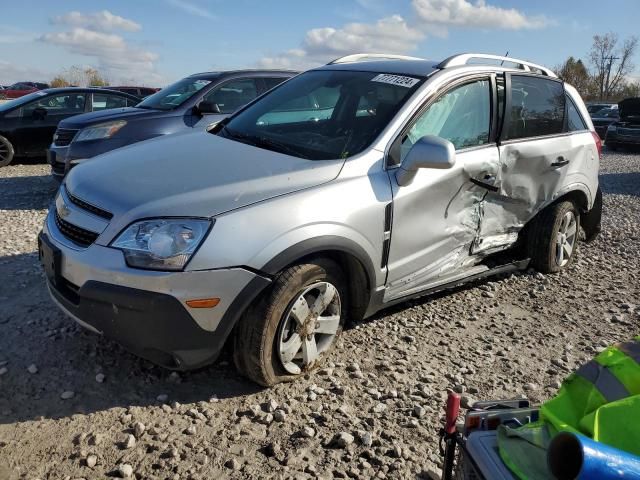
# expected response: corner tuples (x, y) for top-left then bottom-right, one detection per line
(40, 53), (602, 386)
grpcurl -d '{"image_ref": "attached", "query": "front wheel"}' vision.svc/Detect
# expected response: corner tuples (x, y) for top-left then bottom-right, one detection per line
(233, 259), (346, 386)
(0, 135), (15, 167)
(527, 201), (580, 273)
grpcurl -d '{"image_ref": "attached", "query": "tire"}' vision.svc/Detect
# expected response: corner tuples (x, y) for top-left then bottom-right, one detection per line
(233, 258), (347, 386)
(527, 201), (580, 274)
(0, 135), (15, 167)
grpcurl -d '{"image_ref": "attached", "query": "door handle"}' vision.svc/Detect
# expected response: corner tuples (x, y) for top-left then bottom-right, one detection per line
(551, 156), (570, 168)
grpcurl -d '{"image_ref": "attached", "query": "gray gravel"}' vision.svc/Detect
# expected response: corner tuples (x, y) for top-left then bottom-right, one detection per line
(0, 151), (639, 479)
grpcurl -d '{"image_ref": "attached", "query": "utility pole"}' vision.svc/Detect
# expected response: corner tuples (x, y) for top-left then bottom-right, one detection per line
(603, 55), (619, 100)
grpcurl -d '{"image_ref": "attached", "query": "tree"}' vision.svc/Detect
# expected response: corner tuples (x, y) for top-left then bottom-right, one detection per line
(50, 66), (110, 87)
(555, 57), (593, 98)
(50, 76), (70, 88)
(589, 32), (638, 100)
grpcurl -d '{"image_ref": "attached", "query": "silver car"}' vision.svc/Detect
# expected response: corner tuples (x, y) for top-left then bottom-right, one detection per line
(40, 53), (602, 386)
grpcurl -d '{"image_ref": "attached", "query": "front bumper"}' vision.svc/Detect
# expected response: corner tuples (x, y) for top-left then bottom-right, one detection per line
(40, 214), (271, 369)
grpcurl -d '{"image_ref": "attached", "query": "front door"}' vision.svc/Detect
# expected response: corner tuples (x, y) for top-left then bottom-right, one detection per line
(193, 78), (260, 129)
(19, 92), (88, 154)
(385, 76), (501, 301)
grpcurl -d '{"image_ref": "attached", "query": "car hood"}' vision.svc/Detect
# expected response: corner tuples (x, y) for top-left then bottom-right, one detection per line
(65, 130), (345, 224)
(618, 98), (640, 120)
(59, 107), (173, 129)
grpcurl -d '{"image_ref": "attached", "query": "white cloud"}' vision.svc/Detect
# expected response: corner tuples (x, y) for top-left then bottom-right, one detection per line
(412, 0), (548, 30)
(259, 0), (551, 70)
(51, 10), (141, 32)
(166, 0), (217, 20)
(41, 27), (163, 85)
(259, 15), (425, 69)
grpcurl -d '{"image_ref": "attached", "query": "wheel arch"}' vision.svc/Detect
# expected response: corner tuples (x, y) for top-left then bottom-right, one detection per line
(261, 236), (376, 322)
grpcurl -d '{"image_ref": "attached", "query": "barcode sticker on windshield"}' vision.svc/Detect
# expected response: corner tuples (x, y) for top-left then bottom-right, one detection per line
(371, 74), (420, 88)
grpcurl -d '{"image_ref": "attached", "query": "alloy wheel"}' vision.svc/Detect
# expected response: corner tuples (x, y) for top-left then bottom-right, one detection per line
(555, 210), (577, 267)
(277, 281), (341, 374)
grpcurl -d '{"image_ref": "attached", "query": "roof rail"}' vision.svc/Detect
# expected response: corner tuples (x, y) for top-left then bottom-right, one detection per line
(328, 53), (425, 65)
(437, 53), (557, 78)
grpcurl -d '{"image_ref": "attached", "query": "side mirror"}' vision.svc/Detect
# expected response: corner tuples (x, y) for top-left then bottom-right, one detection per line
(194, 101), (221, 116)
(32, 107), (48, 120)
(395, 135), (456, 186)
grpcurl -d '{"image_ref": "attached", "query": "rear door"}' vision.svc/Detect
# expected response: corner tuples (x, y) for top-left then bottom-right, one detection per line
(479, 74), (591, 251)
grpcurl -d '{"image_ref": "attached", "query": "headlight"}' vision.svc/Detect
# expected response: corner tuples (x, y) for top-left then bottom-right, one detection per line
(607, 125), (617, 132)
(111, 218), (212, 271)
(75, 120), (127, 142)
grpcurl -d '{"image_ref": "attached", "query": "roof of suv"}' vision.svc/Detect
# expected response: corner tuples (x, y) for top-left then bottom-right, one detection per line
(317, 53), (557, 79)
(188, 69), (299, 81)
(321, 59), (439, 77)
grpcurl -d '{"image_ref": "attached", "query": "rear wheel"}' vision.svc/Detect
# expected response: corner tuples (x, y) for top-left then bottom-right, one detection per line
(527, 201), (580, 273)
(233, 259), (346, 386)
(0, 135), (14, 167)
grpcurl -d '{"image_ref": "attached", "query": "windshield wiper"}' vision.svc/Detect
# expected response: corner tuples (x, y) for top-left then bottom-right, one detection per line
(221, 127), (307, 158)
(250, 136), (307, 158)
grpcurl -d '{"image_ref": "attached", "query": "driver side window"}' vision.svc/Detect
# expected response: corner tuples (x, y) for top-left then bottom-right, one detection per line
(390, 79), (490, 166)
(203, 79), (258, 114)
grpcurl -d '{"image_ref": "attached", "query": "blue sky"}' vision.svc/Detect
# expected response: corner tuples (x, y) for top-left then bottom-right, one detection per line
(1, 0), (639, 86)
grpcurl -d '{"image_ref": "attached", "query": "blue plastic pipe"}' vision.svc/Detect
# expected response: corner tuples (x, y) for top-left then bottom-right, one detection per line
(548, 432), (640, 479)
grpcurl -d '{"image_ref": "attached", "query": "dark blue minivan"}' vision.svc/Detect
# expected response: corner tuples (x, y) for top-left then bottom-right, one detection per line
(48, 69), (296, 180)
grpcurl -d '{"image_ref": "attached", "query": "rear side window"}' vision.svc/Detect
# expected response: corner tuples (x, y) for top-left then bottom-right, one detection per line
(92, 93), (127, 111)
(263, 77), (288, 90)
(566, 96), (587, 132)
(506, 76), (565, 140)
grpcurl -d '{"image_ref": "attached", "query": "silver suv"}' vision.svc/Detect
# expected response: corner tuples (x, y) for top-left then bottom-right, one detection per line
(40, 53), (602, 386)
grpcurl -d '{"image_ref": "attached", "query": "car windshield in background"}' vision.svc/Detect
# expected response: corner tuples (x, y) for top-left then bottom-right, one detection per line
(218, 70), (425, 160)
(136, 77), (213, 110)
(0, 91), (47, 112)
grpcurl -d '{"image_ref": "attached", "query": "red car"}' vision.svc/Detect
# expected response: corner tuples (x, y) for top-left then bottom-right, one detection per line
(0, 82), (50, 99)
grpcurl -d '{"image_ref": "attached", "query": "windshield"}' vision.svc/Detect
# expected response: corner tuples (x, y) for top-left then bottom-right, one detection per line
(217, 70), (425, 160)
(0, 91), (48, 112)
(136, 77), (214, 110)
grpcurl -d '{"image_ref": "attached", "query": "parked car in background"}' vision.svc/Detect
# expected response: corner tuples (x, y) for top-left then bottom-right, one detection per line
(48, 69), (296, 180)
(102, 86), (160, 98)
(0, 88), (139, 167)
(591, 107), (620, 139)
(605, 97), (640, 150)
(40, 53), (602, 386)
(0, 82), (50, 99)
(587, 103), (617, 114)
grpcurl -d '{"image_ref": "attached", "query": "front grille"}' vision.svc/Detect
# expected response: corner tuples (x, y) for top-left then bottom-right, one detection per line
(66, 190), (113, 220)
(54, 211), (99, 247)
(53, 128), (79, 147)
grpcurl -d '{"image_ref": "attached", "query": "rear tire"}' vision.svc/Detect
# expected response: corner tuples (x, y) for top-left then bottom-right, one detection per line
(527, 201), (580, 273)
(233, 259), (346, 386)
(0, 135), (14, 167)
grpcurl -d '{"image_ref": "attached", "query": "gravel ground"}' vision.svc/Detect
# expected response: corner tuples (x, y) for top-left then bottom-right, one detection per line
(0, 152), (639, 480)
